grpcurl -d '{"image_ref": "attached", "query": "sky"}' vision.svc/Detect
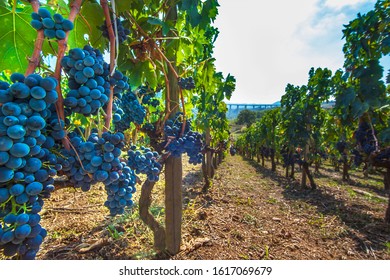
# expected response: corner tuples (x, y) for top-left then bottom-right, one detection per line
(213, 0), (390, 104)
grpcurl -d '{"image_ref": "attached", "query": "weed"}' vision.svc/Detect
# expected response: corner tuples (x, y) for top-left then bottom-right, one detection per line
(263, 245), (270, 260)
(308, 213), (325, 227)
(107, 225), (123, 240)
(363, 193), (386, 204)
(243, 213), (258, 226)
(385, 242), (390, 254)
(239, 254), (250, 260)
(347, 188), (357, 198)
(49, 231), (61, 239)
(266, 197), (278, 204)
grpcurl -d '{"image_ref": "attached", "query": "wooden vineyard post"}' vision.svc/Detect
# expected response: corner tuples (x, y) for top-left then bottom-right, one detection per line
(205, 127), (215, 179)
(301, 144), (309, 188)
(165, 154), (182, 254)
(385, 168), (390, 223)
(164, 1), (182, 255)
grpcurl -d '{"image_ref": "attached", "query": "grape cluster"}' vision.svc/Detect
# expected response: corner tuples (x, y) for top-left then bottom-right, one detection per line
(260, 146), (273, 158)
(112, 84), (161, 132)
(317, 150), (328, 160)
(55, 131), (136, 216)
(0, 73), (59, 259)
(110, 70), (130, 99)
(351, 149), (363, 167)
(31, 8), (74, 40)
(374, 148), (390, 165)
(61, 46), (110, 115)
(178, 77), (195, 90)
(280, 146), (294, 167)
(100, 18), (130, 44)
(61, 46), (129, 116)
(136, 84), (161, 107)
(113, 91), (146, 131)
(354, 121), (376, 155)
(56, 131), (123, 191)
(46, 111), (67, 142)
(230, 145), (236, 156)
(142, 123), (155, 133)
(163, 114), (203, 165)
(127, 146), (162, 182)
(336, 140), (347, 154)
(103, 161), (136, 216)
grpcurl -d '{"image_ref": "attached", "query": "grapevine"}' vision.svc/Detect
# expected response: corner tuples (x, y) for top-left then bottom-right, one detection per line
(0, 0), (234, 260)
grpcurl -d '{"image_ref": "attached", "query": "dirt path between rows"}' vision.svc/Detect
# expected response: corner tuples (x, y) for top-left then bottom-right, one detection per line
(36, 154), (390, 260)
(175, 155), (390, 260)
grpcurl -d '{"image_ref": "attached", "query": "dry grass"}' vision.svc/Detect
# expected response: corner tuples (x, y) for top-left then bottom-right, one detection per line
(5, 154), (388, 260)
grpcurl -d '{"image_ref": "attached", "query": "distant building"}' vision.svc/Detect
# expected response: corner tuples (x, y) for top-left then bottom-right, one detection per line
(226, 102), (280, 119)
(226, 101), (335, 119)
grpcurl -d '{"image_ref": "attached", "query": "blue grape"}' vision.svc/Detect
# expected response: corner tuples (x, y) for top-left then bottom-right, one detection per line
(31, 8), (73, 40)
(127, 146), (161, 182)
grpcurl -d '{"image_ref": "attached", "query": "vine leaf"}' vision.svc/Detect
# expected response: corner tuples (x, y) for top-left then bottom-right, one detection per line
(351, 99), (369, 118)
(67, 2), (105, 51)
(180, 0), (202, 27)
(147, 16), (171, 36)
(0, 5), (36, 73)
(116, 0), (137, 13)
(336, 87), (355, 108)
(379, 127), (390, 143)
(121, 60), (157, 88)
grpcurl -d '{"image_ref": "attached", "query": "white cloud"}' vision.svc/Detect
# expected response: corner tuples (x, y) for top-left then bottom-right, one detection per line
(324, 0), (371, 10)
(213, 0), (379, 104)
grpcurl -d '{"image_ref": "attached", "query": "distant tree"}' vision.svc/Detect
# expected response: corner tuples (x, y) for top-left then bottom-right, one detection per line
(256, 109), (271, 120)
(236, 109), (256, 126)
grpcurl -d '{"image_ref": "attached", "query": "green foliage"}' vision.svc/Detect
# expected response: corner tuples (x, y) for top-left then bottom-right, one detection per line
(235, 108), (281, 157)
(236, 109), (256, 127)
(342, 0), (390, 68)
(67, 2), (105, 51)
(0, 4), (36, 72)
(341, 0), (388, 116)
(193, 58), (235, 145)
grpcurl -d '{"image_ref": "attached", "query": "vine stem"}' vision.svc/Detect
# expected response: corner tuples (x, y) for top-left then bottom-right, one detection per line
(126, 11), (179, 80)
(25, 0), (44, 76)
(365, 113), (380, 152)
(160, 61), (171, 113)
(101, 0), (116, 132)
(52, 0), (83, 150)
(126, 11), (187, 130)
(53, 0), (82, 119)
(179, 87), (186, 136)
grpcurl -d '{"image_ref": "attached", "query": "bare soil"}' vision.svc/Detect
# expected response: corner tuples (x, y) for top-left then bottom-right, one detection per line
(37, 155), (390, 260)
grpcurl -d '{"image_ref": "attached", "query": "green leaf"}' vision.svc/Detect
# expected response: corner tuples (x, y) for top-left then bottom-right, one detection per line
(0, 0), (8, 8)
(147, 16), (163, 26)
(147, 16), (172, 36)
(378, 127), (390, 143)
(143, 61), (157, 88)
(121, 60), (157, 88)
(116, 0), (137, 13)
(162, 22), (171, 36)
(351, 99), (369, 118)
(336, 87), (355, 108)
(180, 0), (202, 27)
(201, 0), (219, 22)
(0, 5), (36, 73)
(67, 2), (105, 51)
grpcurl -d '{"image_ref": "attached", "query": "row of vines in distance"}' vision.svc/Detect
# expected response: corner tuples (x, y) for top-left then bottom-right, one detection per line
(235, 0), (390, 222)
(0, 0), (235, 259)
